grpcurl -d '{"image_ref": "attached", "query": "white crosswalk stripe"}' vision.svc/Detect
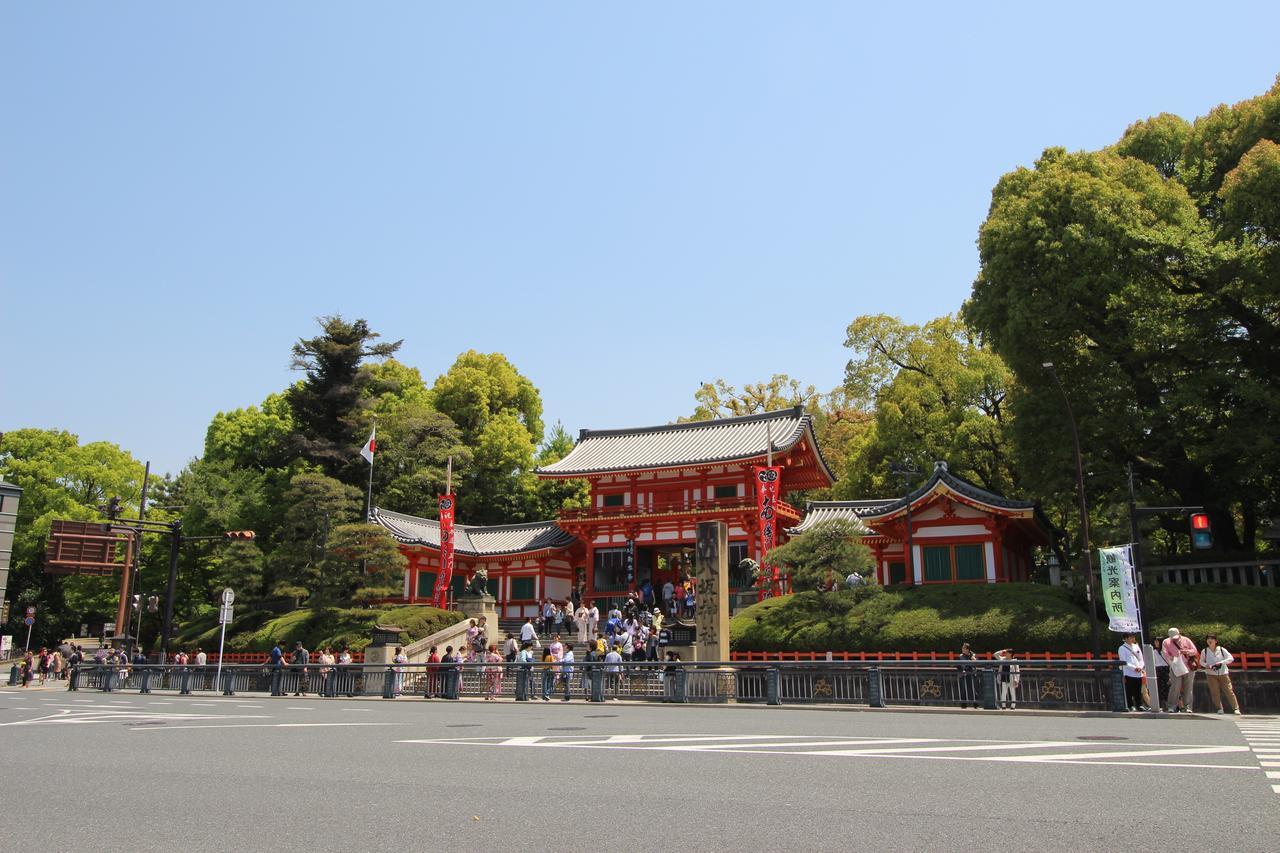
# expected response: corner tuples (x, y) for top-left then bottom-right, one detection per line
(399, 733), (1256, 771)
(1236, 717), (1280, 800)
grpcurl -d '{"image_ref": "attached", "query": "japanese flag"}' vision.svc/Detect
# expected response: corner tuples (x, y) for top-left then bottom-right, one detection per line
(360, 427), (376, 464)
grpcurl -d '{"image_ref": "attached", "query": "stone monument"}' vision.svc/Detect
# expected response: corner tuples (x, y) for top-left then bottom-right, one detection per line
(695, 520), (730, 662)
(457, 566), (500, 637)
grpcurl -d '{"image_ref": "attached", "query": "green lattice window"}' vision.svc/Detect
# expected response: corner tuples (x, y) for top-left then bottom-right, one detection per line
(923, 546), (951, 582)
(511, 576), (536, 600)
(956, 545), (985, 581)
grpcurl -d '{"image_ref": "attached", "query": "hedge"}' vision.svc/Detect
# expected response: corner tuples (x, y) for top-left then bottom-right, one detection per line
(730, 583), (1280, 653)
(173, 605), (458, 653)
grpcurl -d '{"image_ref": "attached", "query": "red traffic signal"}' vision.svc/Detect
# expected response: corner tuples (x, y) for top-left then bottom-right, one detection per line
(224, 530), (256, 541)
(1189, 513), (1212, 550)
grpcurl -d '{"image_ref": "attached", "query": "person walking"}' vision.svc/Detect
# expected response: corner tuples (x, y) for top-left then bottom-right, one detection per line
(575, 602), (589, 644)
(1118, 633), (1148, 711)
(542, 599), (555, 637)
(1200, 634), (1241, 715)
(957, 643), (978, 708)
(1161, 628), (1199, 713)
(520, 617), (539, 649)
(587, 601), (600, 639)
(993, 649), (1020, 710)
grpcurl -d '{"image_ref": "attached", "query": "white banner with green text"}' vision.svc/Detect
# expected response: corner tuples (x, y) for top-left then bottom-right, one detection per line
(1098, 545), (1140, 633)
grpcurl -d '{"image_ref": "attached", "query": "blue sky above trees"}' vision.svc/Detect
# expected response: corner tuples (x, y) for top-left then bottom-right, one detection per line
(3, 3), (1278, 475)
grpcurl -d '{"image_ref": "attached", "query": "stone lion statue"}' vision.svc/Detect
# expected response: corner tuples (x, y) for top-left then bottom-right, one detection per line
(465, 566), (489, 596)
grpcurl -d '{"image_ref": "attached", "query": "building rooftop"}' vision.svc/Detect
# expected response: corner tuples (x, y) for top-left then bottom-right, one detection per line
(369, 507), (577, 557)
(536, 406), (835, 482)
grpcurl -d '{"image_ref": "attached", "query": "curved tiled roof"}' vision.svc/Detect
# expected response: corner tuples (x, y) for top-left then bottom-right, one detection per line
(786, 500), (892, 535)
(858, 461), (1038, 519)
(536, 406), (835, 481)
(370, 508), (577, 557)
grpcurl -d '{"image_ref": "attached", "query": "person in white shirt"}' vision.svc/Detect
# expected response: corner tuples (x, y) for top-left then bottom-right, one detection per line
(1201, 634), (1241, 715)
(574, 603), (589, 643)
(520, 617), (539, 647)
(604, 646), (623, 696)
(586, 601), (600, 638)
(559, 645), (576, 701)
(993, 648), (1021, 710)
(195, 648), (208, 667)
(1117, 633), (1148, 711)
(662, 581), (675, 614)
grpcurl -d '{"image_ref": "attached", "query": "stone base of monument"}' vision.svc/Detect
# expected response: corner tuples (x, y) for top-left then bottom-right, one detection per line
(457, 593), (500, 631)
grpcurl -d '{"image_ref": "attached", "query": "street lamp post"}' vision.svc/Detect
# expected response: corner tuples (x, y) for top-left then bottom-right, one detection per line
(890, 460), (921, 586)
(1043, 362), (1101, 658)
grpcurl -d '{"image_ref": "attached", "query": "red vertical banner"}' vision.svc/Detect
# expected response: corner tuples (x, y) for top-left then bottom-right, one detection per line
(754, 466), (781, 597)
(432, 494), (456, 608)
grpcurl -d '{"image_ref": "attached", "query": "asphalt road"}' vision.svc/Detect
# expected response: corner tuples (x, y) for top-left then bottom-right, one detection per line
(2, 686), (1278, 852)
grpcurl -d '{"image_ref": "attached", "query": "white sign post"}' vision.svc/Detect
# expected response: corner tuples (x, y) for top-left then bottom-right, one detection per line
(215, 589), (235, 690)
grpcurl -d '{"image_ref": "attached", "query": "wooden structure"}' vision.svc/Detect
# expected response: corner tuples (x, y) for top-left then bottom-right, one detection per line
(791, 462), (1056, 585)
(372, 408), (833, 616)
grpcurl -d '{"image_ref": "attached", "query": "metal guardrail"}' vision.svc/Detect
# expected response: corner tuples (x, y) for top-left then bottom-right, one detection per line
(55, 659), (1176, 711)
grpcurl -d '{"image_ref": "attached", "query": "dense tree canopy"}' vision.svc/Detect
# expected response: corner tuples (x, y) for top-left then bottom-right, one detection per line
(837, 314), (1018, 500)
(966, 77), (1280, 551)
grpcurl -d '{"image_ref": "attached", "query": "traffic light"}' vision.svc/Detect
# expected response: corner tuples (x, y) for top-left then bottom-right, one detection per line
(105, 496), (123, 519)
(1190, 513), (1213, 550)
(224, 530), (256, 541)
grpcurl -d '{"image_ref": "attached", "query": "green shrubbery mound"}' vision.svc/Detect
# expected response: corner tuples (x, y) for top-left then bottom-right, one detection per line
(174, 605), (458, 653)
(731, 583), (1280, 653)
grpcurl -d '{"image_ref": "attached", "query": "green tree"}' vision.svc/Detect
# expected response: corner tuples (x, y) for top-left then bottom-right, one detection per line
(765, 519), (874, 592)
(323, 522), (408, 605)
(531, 421), (590, 518)
(272, 472), (363, 602)
(681, 374), (821, 422)
(462, 412), (539, 524)
(433, 352), (546, 524)
(286, 315), (402, 479)
(0, 429), (149, 645)
(432, 350), (544, 446)
(372, 403), (473, 515)
(839, 314), (1019, 500)
(966, 76), (1280, 552)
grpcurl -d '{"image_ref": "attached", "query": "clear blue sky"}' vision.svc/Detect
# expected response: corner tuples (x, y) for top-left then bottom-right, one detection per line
(3, 4), (1278, 476)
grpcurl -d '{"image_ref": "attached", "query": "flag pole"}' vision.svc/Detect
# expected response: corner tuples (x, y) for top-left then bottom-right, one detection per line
(446, 455), (453, 496)
(365, 419), (376, 522)
(766, 422), (773, 467)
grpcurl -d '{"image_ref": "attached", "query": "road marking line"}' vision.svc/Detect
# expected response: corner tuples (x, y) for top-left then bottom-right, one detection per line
(1265, 771), (1280, 778)
(286, 707), (314, 710)
(1273, 785), (1280, 794)
(667, 738), (949, 752)
(341, 708), (372, 712)
(776, 740), (1083, 756)
(992, 746), (1250, 762)
(131, 722), (396, 732)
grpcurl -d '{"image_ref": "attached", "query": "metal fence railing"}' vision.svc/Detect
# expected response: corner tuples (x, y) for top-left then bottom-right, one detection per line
(38, 659), (1280, 712)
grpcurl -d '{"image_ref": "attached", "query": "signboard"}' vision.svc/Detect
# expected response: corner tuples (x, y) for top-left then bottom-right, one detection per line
(753, 466), (782, 595)
(26, 605), (36, 617)
(218, 605), (234, 624)
(657, 628), (671, 647)
(1098, 545), (1140, 633)
(23, 616), (34, 627)
(221, 588), (235, 606)
(0, 635), (12, 657)
(44, 520), (135, 576)
(624, 539), (635, 585)
(431, 494), (456, 607)
(104, 621), (116, 636)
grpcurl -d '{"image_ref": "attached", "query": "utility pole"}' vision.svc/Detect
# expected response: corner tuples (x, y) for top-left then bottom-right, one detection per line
(159, 520), (181, 663)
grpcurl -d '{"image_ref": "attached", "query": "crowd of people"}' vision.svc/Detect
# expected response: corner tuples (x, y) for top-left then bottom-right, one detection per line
(1125, 627), (1242, 715)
